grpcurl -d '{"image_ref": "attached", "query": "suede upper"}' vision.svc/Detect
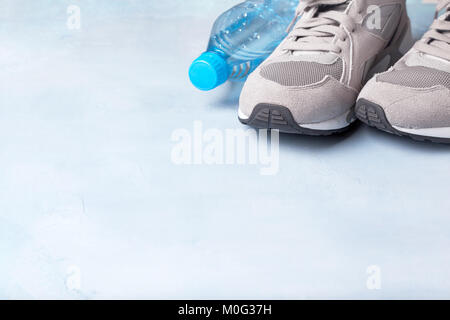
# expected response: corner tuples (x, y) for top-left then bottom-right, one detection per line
(359, 51), (450, 128)
(239, 0), (411, 126)
(358, 1), (450, 129)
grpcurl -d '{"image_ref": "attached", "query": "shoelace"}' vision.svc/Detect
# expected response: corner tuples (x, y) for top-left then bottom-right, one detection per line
(283, 0), (365, 54)
(414, 0), (450, 61)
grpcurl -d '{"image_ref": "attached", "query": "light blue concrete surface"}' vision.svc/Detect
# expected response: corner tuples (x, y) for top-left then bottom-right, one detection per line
(0, 0), (449, 299)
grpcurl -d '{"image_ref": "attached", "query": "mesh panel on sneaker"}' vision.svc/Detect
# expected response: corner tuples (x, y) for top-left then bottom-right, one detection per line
(377, 66), (450, 89)
(260, 59), (343, 86)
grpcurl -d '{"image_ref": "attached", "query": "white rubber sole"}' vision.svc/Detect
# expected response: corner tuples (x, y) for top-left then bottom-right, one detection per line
(238, 107), (355, 131)
(393, 126), (450, 139)
(301, 109), (355, 130)
(238, 108), (250, 121)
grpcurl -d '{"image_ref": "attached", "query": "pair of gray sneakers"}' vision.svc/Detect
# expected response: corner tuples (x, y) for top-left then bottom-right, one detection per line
(238, 0), (450, 143)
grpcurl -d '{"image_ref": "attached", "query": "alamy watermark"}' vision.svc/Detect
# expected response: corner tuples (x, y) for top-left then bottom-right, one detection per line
(171, 121), (280, 176)
(366, 5), (382, 31)
(67, 4), (81, 30)
(366, 265), (382, 290)
(66, 265), (82, 291)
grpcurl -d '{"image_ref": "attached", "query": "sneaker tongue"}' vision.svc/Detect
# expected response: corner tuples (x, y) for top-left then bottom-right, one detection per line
(317, 1), (349, 13)
(291, 0), (350, 56)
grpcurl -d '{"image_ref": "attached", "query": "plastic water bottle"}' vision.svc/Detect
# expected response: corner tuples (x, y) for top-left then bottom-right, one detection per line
(189, 0), (298, 91)
(406, 0), (437, 40)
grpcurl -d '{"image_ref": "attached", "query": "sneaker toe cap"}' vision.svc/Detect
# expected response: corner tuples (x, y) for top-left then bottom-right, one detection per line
(239, 71), (357, 125)
(358, 77), (450, 129)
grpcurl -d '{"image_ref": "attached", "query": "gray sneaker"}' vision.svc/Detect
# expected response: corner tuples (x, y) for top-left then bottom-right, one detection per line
(239, 0), (412, 135)
(356, 0), (450, 143)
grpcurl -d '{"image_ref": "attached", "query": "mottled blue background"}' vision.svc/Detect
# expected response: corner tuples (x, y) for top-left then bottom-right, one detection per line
(0, 0), (448, 299)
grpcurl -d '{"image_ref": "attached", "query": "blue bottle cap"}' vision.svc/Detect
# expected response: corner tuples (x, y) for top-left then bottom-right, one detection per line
(189, 52), (229, 91)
